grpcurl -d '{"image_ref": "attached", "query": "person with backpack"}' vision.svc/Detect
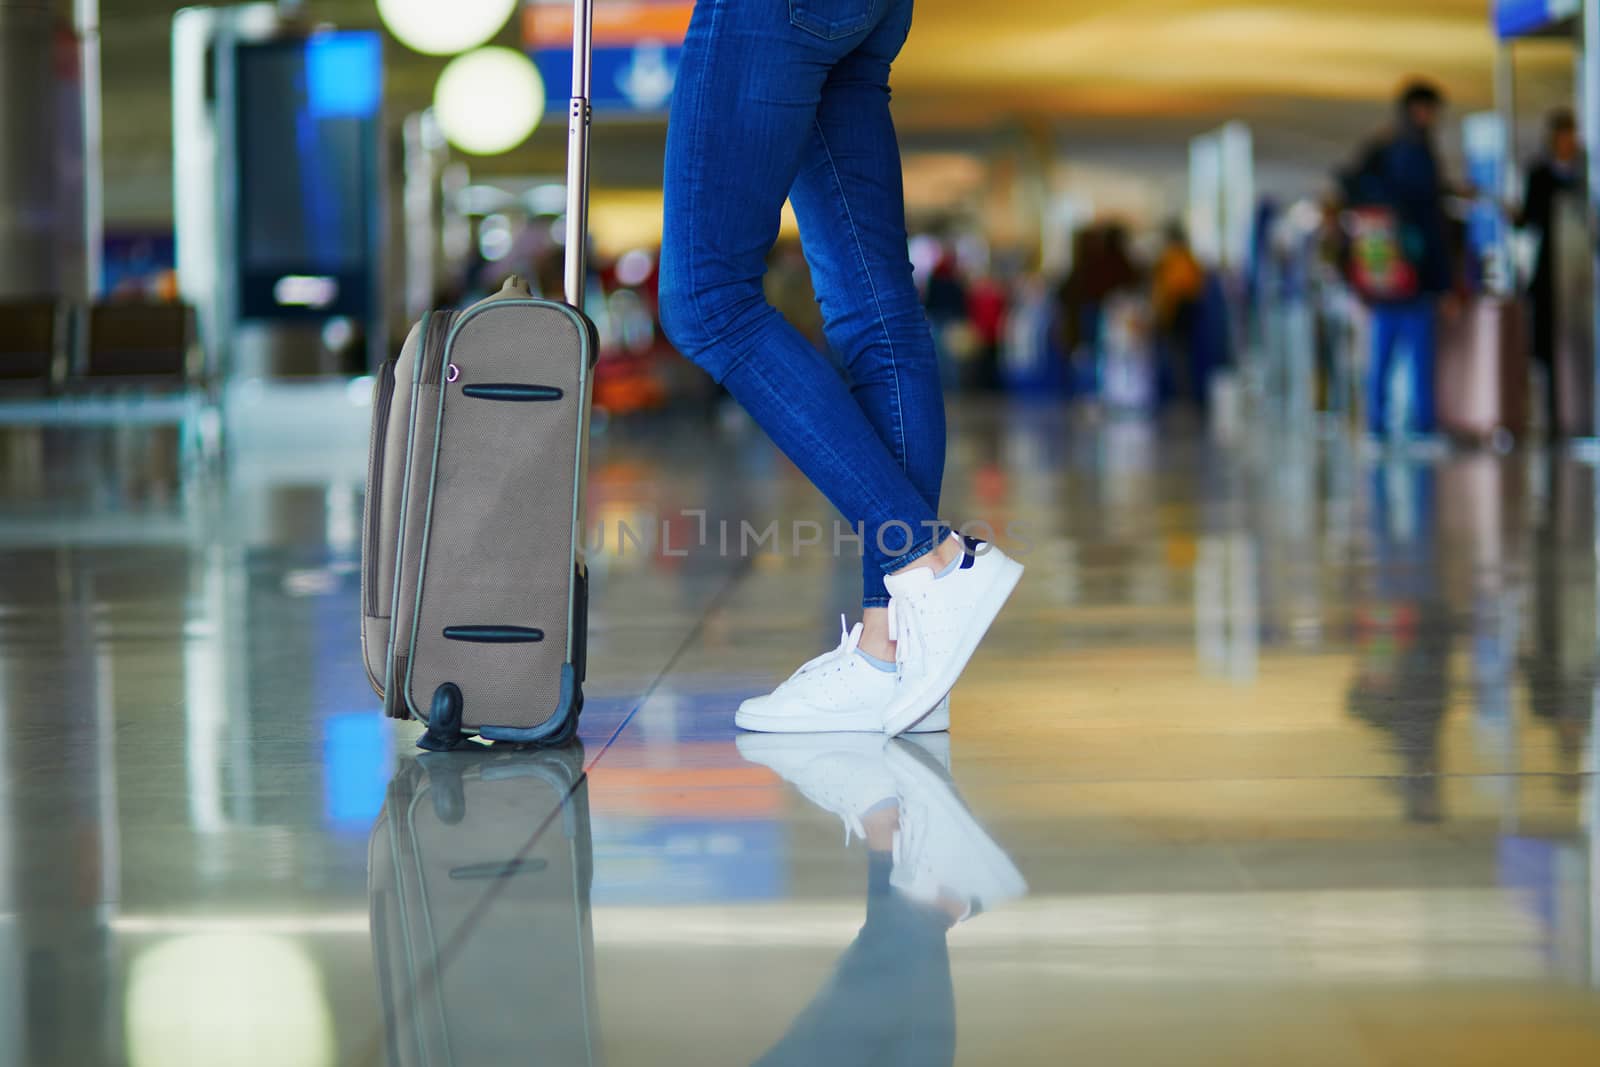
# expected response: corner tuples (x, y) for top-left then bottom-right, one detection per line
(1339, 80), (1458, 440)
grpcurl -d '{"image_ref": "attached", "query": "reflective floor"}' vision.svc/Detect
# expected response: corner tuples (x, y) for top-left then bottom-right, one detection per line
(1, 394), (1597, 1066)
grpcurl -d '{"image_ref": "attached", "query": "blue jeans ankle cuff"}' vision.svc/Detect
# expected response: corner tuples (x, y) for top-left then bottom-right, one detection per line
(878, 524), (951, 576)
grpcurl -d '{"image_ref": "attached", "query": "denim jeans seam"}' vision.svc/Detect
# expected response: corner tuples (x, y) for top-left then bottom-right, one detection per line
(811, 118), (909, 473)
(679, 1), (722, 357)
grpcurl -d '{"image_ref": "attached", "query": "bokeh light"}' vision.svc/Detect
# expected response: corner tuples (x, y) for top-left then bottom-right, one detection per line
(126, 934), (333, 1067)
(433, 48), (546, 156)
(375, 0), (518, 56)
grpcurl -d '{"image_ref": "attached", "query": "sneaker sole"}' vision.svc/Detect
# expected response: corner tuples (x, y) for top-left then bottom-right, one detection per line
(884, 739), (1027, 904)
(735, 698), (950, 735)
(881, 556), (1023, 737)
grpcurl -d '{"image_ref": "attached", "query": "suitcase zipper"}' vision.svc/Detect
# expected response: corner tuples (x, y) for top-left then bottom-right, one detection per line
(419, 311), (457, 384)
(389, 308), (459, 719)
(364, 358), (398, 618)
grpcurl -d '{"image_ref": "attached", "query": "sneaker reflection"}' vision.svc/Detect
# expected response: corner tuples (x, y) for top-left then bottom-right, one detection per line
(368, 743), (596, 1066)
(736, 734), (1027, 1067)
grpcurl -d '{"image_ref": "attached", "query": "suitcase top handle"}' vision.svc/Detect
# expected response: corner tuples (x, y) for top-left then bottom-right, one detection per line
(564, 0), (595, 312)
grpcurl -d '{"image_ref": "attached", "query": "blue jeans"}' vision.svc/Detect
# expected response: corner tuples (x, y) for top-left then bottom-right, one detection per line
(1367, 300), (1437, 435)
(659, 0), (945, 608)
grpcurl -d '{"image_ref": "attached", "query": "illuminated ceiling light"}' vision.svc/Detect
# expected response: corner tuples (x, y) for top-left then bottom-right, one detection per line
(433, 47), (545, 156)
(374, 0), (517, 56)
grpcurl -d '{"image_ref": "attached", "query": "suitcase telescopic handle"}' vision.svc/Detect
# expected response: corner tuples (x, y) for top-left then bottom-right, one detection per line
(563, 0), (595, 312)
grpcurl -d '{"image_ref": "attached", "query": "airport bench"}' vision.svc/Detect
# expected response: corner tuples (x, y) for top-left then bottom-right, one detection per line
(0, 301), (219, 468)
(0, 300), (69, 393)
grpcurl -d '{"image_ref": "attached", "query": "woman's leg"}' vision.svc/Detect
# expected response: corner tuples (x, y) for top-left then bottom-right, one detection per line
(787, 0), (946, 619)
(659, 0), (944, 575)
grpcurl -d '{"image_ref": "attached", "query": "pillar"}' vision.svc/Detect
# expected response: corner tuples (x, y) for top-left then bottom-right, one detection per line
(0, 0), (60, 297)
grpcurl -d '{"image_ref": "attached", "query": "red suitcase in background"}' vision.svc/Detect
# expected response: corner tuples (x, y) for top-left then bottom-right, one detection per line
(1435, 296), (1528, 445)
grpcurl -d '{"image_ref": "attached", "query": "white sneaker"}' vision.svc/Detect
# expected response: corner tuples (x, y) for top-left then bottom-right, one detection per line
(735, 732), (896, 843)
(736, 617), (950, 734)
(885, 738), (1027, 919)
(881, 537), (1023, 736)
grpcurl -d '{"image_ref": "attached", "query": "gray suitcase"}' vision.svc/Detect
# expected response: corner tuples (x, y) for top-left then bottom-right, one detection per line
(361, 0), (599, 749)
(368, 744), (597, 1065)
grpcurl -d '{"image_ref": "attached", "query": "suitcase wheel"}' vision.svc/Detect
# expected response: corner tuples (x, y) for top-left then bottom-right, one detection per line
(417, 682), (478, 752)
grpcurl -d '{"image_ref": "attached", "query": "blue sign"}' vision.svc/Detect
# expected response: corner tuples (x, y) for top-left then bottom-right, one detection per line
(534, 42), (680, 114)
(1495, 0), (1581, 39)
(323, 711), (393, 830)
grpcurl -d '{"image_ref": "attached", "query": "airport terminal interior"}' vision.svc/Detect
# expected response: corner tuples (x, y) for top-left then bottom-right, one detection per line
(3, 0), (1600, 1064)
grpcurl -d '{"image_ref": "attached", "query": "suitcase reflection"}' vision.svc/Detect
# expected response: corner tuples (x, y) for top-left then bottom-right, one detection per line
(369, 743), (597, 1066)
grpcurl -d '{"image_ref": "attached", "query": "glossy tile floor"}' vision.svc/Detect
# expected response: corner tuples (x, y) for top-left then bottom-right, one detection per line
(1, 394), (1597, 1066)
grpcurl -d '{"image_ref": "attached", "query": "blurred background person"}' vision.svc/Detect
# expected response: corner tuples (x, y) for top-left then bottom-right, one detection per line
(1151, 221), (1206, 408)
(964, 270), (1009, 392)
(923, 245), (972, 391)
(1339, 79), (1456, 441)
(1055, 222), (1142, 401)
(1054, 226), (1104, 373)
(1515, 108), (1584, 440)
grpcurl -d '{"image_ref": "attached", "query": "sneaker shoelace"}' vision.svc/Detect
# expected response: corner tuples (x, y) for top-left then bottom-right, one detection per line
(782, 615), (863, 686)
(810, 762), (870, 847)
(886, 592), (926, 682)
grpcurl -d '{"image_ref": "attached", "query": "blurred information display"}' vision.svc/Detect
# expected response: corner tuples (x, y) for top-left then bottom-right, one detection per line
(234, 32), (383, 321)
(523, 0), (689, 114)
